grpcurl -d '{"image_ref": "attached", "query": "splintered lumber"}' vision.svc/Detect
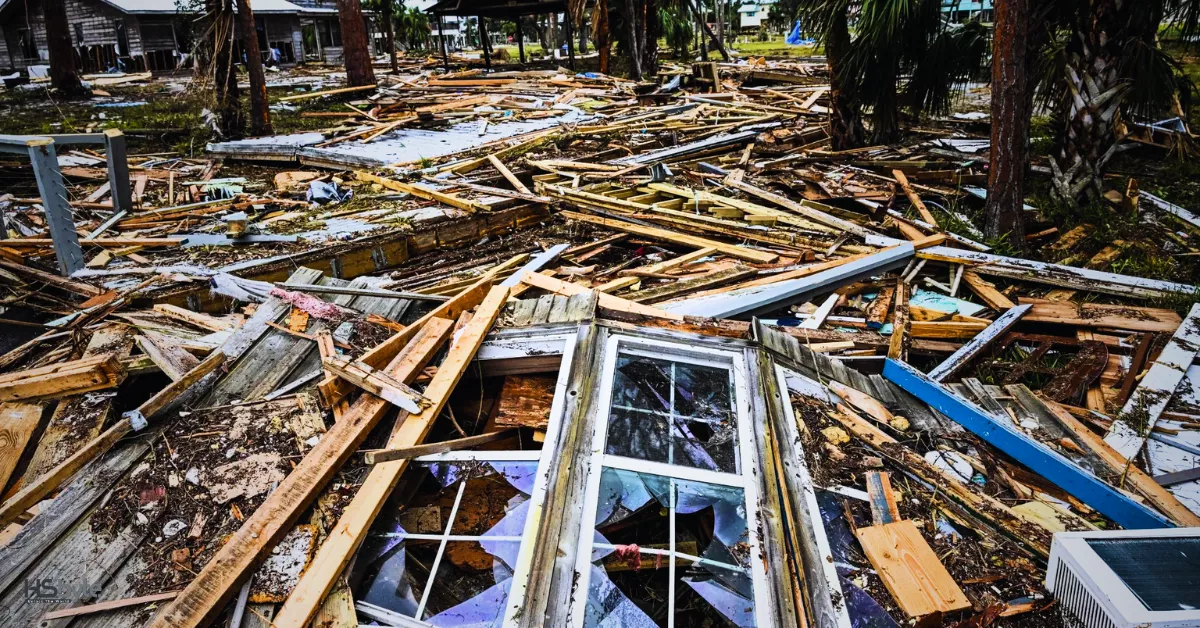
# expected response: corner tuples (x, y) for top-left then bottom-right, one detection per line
(1022, 391), (1200, 527)
(928, 304), (1031, 382)
(721, 176), (882, 239)
(0, 260), (105, 298)
(319, 265), (510, 406)
(0, 403), (43, 491)
(272, 287), (511, 628)
(357, 171), (486, 212)
(277, 83), (378, 102)
(361, 429), (517, 464)
(558, 209), (779, 263)
(865, 286), (895, 330)
(1104, 303), (1200, 459)
(596, 247), (716, 293)
(150, 317), (458, 628)
(1019, 299), (1184, 333)
(662, 243), (914, 319)
(0, 354), (124, 402)
(495, 374), (556, 429)
(918, 246), (1198, 299)
(827, 407), (1053, 557)
(136, 332), (201, 382)
(855, 520), (970, 617)
(887, 278), (910, 361)
(321, 356), (428, 413)
(0, 350), (226, 530)
(892, 169), (938, 227)
(829, 381), (899, 429)
(961, 271), (1014, 311)
(865, 471), (901, 525)
(883, 358), (1173, 529)
(488, 154), (532, 195)
(518, 270), (683, 320)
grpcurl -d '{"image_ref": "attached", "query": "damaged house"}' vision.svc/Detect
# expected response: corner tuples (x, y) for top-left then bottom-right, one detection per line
(0, 0), (375, 73)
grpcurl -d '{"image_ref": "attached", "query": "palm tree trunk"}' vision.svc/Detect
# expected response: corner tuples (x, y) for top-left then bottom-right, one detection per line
(210, 0), (243, 138)
(237, 0), (273, 136)
(642, 0), (659, 75)
(826, 11), (863, 151)
(1050, 0), (1131, 206)
(44, 0), (88, 99)
(624, 0), (642, 79)
(595, 0), (610, 73)
(384, 1), (398, 72)
(338, 0), (376, 86)
(985, 0), (1029, 248)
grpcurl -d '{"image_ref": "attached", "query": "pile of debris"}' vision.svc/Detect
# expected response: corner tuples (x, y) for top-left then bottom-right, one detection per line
(0, 62), (1198, 628)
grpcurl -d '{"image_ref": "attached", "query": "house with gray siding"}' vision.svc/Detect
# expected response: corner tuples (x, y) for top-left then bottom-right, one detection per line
(0, 0), (365, 73)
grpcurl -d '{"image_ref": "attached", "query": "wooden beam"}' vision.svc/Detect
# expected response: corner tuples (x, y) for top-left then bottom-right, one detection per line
(321, 356), (428, 414)
(557, 208), (779, 263)
(961, 271), (1014, 311)
(887, 279), (909, 360)
(865, 471), (901, 525)
(518, 270), (683, 320)
(892, 169), (938, 226)
(153, 304), (239, 332)
(357, 171), (487, 212)
(277, 83), (378, 102)
(1020, 299), (1184, 333)
(0, 260), (105, 297)
(0, 354), (125, 402)
(0, 350), (226, 530)
(41, 591), (180, 621)
(272, 286), (511, 628)
(361, 429), (517, 464)
(0, 403), (43, 492)
(595, 247), (716, 293)
(487, 154), (532, 195)
(0, 237), (185, 248)
(149, 317), (457, 628)
(1104, 303), (1200, 459)
(136, 332), (200, 382)
(927, 304), (1031, 382)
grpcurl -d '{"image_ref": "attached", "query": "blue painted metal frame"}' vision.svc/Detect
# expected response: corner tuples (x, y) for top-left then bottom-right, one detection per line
(882, 358), (1174, 529)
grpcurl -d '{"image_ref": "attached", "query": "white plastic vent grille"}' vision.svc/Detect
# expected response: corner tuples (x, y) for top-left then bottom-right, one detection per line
(1051, 557), (1117, 628)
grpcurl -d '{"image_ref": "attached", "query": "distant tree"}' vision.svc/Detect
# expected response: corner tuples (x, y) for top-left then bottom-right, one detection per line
(208, 0), (243, 137)
(236, 0), (272, 136)
(338, 0), (377, 86)
(44, 0), (89, 98)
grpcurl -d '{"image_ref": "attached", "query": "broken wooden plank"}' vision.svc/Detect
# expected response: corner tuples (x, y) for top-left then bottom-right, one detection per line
(488, 154), (532, 195)
(519, 270), (684, 320)
(361, 429), (518, 464)
(0, 354), (124, 402)
(272, 287), (510, 628)
(321, 356), (427, 414)
(595, 247), (716, 293)
(865, 471), (901, 525)
(148, 316), (459, 628)
(883, 359), (1173, 529)
(928, 304), (1031, 382)
(892, 169), (939, 226)
(41, 591), (180, 621)
(153, 304), (239, 332)
(1020, 299), (1184, 333)
(136, 332), (201, 382)
(856, 520), (970, 617)
(961, 271), (1015, 311)
(557, 207), (779, 263)
(887, 278), (910, 361)
(1104, 303), (1200, 460)
(0, 403), (43, 492)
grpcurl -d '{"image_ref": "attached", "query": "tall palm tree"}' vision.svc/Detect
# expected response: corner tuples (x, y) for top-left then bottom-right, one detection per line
(783, 0), (987, 148)
(1048, 0), (1198, 205)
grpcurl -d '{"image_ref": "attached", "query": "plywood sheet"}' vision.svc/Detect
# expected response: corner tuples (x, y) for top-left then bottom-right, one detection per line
(855, 520), (970, 617)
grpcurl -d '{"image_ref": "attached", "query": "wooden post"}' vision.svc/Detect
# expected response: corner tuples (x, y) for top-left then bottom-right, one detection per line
(237, 0), (273, 136)
(480, 16), (491, 70)
(437, 13), (450, 72)
(564, 13), (576, 70)
(516, 16), (526, 63)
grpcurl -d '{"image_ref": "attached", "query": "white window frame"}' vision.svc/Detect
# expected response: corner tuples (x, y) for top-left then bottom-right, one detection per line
(567, 334), (772, 628)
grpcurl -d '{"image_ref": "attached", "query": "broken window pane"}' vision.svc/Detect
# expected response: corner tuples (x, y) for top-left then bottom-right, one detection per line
(355, 461), (536, 626)
(607, 353), (738, 473)
(587, 468), (756, 627)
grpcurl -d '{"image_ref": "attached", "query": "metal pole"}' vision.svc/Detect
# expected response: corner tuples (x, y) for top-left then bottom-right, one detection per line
(437, 13), (450, 72)
(26, 139), (84, 275)
(104, 129), (133, 213)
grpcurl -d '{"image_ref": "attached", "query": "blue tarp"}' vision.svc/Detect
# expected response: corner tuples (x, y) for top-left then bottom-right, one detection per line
(786, 21), (815, 46)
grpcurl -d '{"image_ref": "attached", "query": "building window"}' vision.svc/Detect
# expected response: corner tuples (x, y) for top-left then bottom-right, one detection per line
(570, 336), (769, 627)
(318, 18), (342, 48)
(354, 453), (543, 624)
(114, 19), (130, 56)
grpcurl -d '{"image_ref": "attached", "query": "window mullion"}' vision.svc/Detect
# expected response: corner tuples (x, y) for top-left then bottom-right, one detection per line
(416, 480), (468, 619)
(668, 479), (677, 628)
